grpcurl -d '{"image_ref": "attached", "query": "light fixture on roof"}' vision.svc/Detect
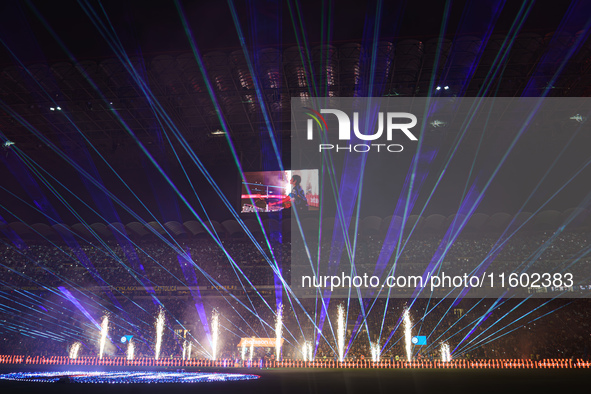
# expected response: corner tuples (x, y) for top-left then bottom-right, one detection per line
(210, 129), (226, 136)
(429, 120), (448, 128)
(569, 114), (586, 124)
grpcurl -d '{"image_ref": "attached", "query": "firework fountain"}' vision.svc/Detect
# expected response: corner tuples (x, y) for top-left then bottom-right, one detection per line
(182, 341), (191, 360)
(403, 308), (412, 362)
(69, 342), (81, 359)
(241, 343), (247, 361)
(154, 308), (165, 360)
(212, 310), (219, 360)
(249, 338), (254, 362)
(337, 304), (345, 362)
(371, 341), (380, 363)
(302, 341), (313, 362)
(127, 340), (134, 360)
(441, 342), (451, 362)
(99, 315), (109, 360)
(275, 304), (283, 361)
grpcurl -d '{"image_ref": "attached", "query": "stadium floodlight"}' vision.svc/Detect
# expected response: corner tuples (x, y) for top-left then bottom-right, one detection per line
(210, 129), (226, 137)
(429, 120), (447, 128)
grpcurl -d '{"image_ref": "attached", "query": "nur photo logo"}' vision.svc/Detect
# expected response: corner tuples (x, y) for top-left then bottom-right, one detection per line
(303, 106), (418, 153)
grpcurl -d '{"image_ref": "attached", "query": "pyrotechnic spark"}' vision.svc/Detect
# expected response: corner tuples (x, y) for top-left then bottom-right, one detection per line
(69, 342), (81, 359)
(127, 340), (134, 360)
(249, 338), (254, 362)
(403, 308), (412, 362)
(441, 342), (451, 362)
(337, 304), (345, 362)
(182, 340), (192, 360)
(99, 315), (108, 360)
(371, 341), (380, 362)
(212, 310), (219, 360)
(241, 344), (247, 361)
(154, 308), (165, 360)
(302, 341), (313, 361)
(275, 304), (283, 361)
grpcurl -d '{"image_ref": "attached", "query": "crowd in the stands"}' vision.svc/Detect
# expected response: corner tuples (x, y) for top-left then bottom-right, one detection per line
(0, 227), (590, 361)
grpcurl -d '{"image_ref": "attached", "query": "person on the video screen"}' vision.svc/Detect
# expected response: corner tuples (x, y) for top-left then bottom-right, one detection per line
(289, 175), (308, 212)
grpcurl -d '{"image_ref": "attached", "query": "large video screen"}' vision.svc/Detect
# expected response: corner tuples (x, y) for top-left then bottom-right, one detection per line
(240, 169), (319, 213)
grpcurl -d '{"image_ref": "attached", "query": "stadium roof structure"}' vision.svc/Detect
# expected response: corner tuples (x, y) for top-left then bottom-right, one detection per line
(0, 1), (590, 224)
(0, 0), (590, 169)
(2, 208), (590, 243)
(1, 33), (591, 167)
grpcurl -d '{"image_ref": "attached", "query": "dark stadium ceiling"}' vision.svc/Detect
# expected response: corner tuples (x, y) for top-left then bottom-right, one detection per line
(0, 0), (590, 169)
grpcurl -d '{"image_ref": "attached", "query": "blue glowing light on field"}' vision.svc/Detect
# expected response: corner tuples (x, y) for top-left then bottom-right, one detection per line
(0, 371), (260, 384)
